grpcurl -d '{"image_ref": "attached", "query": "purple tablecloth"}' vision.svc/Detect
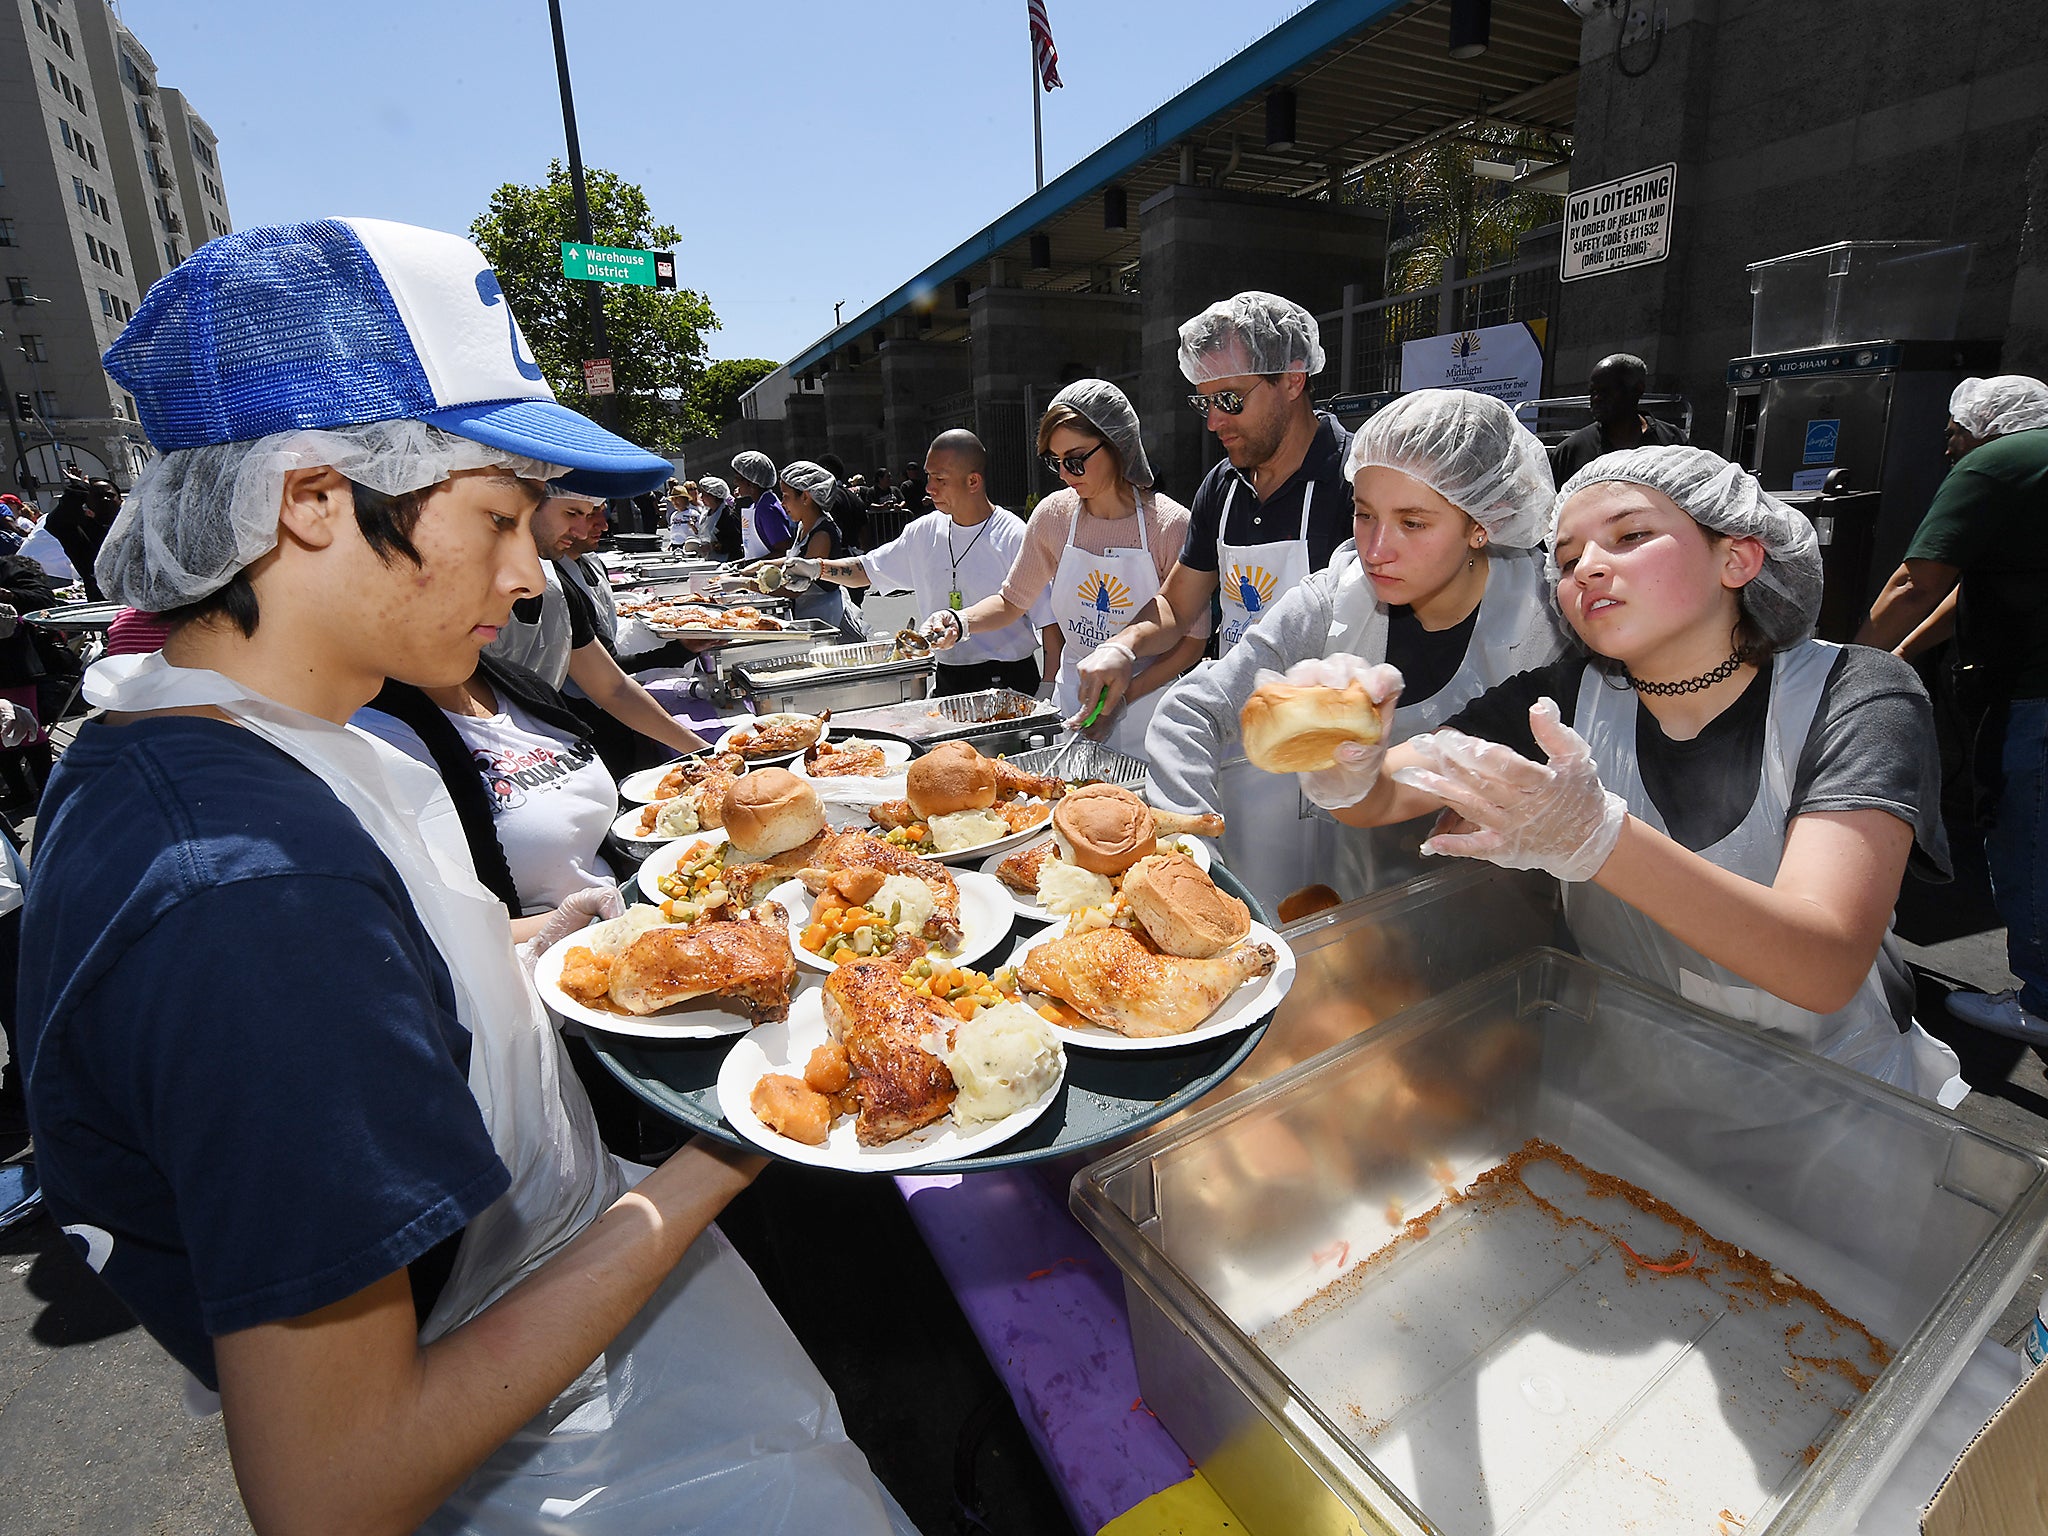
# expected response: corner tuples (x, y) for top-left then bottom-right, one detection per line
(896, 1168), (1191, 1534)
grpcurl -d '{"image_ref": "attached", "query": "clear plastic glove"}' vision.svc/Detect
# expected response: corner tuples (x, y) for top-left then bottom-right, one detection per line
(1072, 639), (1137, 726)
(920, 609), (965, 651)
(519, 883), (627, 978)
(1391, 698), (1627, 882)
(760, 556), (821, 592)
(1267, 656), (1403, 810)
(0, 698), (35, 748)
(0, 602), (17, 641)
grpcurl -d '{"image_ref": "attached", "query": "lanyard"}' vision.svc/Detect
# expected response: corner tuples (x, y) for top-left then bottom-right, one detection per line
(946, 514), (993, 609)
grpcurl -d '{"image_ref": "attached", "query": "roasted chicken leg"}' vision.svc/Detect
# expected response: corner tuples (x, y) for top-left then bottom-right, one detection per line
(605, 902), (798, 1023)
(799, 830), (962, 944)
(822, 958), (958, 1144)
(1020, 927), (1274, 1037)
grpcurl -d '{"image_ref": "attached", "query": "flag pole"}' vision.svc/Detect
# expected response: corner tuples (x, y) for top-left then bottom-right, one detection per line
(1031, 44), (1044, 190)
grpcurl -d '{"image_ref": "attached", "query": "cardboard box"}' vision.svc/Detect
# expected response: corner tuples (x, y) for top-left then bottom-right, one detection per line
(1922, 1361), (2048, 1534)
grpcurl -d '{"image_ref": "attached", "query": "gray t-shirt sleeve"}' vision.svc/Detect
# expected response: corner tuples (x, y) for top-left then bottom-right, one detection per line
(1145, 570), (1338, 815)
(1790, 647), (1951, 878)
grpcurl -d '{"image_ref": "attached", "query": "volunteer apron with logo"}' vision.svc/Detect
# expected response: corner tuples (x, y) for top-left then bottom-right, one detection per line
(1563, 640), (1967, 1106)
(486, 562), (575, 689)
(740, 496), (774, 561)
(1322, 548), (1562, 899)
(1051, 498), (1164, 757)
(1211, 479), (1322, 913)
(85, 654), (915, 1536)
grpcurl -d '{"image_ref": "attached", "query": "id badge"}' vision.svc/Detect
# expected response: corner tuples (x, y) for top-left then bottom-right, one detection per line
(949, 590), (963, 610)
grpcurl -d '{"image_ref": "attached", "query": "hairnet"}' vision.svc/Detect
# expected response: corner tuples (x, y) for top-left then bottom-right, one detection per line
(1950, 376), (2048, 438)
(731, 451), (777, 492)
(1550, 446), (1822, 651)
(95, 420), (562, 612)
(1178, 291), (1326, 385)
(697, 476), (731, 501)
(1344, 389), (1553, 547)
(778, 460), (835, 503)
(1047, 379), (1154, 488)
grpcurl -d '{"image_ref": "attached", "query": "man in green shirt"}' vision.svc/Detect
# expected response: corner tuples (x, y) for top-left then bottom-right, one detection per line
(1860, 374), (2048, 1044)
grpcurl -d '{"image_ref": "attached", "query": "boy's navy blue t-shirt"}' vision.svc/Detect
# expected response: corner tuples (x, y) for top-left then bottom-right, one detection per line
(18, 715), (510, 1389)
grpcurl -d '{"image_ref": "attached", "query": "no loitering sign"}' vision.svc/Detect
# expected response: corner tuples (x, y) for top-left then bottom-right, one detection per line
(1560, 163), (1676, 282)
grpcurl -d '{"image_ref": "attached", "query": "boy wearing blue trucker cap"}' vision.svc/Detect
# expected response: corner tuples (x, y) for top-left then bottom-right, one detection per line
(17, 219), (914, 1535)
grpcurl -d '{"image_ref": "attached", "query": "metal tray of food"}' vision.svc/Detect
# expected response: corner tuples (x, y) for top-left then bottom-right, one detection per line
(735, 642), (935, 713)
(830, 688), (1061, 745)
(23, 600), (125, 632)
(642, 618), (838, 644)
(588, 860), (1277, 1173)
(1000, 740), (1147, 791)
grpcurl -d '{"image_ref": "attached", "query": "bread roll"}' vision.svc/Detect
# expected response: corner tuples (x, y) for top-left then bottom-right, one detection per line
(1050, 783), (1156, 876)
(1239, 678), (1384, 774)
(720, 768), (824, 858)
(1121, 852), (1251, 958)
(906, 741), (997, 819)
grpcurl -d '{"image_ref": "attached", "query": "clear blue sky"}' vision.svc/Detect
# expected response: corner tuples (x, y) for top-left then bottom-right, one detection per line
(114, 0), (1311, 365)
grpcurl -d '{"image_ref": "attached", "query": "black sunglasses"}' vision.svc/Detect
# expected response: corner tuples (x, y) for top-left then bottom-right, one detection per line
(1038, 441), (1108, 478)
(1186, 377), (1274, 417)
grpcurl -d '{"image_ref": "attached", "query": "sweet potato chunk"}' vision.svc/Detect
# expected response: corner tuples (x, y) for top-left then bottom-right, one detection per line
(750, 1073), (833, 1145)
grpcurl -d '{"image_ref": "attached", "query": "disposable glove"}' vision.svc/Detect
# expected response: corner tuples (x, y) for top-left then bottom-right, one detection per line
(1265, 656), (1403, 811)
(762, 557), (821, 591)
(0, 602), (17, 641)
(519, 883), (627, 979)
(0, 698), (35, 747)
(920, 609), (965, 650)
(1391, 698), (1626, 881)
(1072, 639), (1138, 725)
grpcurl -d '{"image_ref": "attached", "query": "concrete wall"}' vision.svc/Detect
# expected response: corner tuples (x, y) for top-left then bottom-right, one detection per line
(877, 336), (972, 470)
(968, 285), (1142, 507)
(821, 364), (884, 482)
(1556, 0), (2048, 450)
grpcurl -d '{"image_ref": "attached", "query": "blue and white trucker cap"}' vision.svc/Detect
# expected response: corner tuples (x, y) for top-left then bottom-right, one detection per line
(102, 217), (672, 497)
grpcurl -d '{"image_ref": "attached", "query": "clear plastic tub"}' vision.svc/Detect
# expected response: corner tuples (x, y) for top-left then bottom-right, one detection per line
(1747, 241), (1972, 355)
(1073, 949), (2048, 1536)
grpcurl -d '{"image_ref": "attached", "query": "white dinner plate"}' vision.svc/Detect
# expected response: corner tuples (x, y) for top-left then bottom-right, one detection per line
(531, 923), (759, 1040)
(858, 800), (1055, 866)
(768, 872), (1013, 974)
(609, 800), (712, 849)
(636, 835), (735, 907)
(1007, 919), (1295, 1052)
(718, 711), (829, 767)
(715, 989), (1063, 1171)
(787, 736), (914, 780)
(977, 834), (1215, 923)
(618, 754), (747, 806)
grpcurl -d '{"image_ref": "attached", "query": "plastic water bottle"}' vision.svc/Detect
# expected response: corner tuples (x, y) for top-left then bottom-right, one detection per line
(2025, 1287), (2048, 1370)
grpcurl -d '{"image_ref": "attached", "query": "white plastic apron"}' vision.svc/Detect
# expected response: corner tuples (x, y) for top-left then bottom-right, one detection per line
(559, 554), (620, 650)
(1050, 497), (1163, 756)
(1211, 481), (1324, 915)
(485, 562), (575, 689)
(1563, 642), (1967, 1106)
(740, 497), (773, 561)
(85, 654), (913, 1535)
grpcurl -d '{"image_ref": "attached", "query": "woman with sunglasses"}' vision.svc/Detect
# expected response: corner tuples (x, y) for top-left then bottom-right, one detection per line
(1148, 389), (1570, 913)
(1310, 446), (1964, 1103)
(924, 380), (1208, 753)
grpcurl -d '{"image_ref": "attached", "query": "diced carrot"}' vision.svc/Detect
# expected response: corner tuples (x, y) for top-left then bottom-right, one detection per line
(954, 997), (977, 1021)
(802, 923), (828, 950)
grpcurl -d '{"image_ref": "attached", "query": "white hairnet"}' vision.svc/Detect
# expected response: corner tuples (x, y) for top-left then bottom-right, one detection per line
(96, 420), (561, 612)
(778, 460), (835, 503)
(1178, 291), (1325, 385)
(697, 476), (731, 501)
(1344, 389), (1553, 548)
(1550, 446), (1822, 651)
(1950, 375), (2048, 438)
(731, 451), (777, 492)
(1047, 379), (1154, 488)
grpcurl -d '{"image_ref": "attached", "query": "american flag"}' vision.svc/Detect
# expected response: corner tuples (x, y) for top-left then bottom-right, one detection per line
(1028, 0), (1062, 91)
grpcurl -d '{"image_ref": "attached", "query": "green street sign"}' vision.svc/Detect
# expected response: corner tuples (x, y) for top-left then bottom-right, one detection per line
(560, 242), (657, 287)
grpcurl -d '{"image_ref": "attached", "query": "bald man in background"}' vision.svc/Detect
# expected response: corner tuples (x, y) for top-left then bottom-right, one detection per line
(1548, 352), (1687, 485)
(771, 429), (1054, 695)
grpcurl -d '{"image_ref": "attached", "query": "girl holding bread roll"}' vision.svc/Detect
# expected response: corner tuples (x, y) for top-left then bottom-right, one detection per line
(1320, 445), (1964, 1104)
(1146, 389), (1569, 912)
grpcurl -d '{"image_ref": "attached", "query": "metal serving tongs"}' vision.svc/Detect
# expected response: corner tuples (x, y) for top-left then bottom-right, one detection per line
(1044, 687), (1108, 781)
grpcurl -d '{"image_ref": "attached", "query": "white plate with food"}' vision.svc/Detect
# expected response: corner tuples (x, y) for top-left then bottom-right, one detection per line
(610, 796), (715, 849)
(618, 751), (749, 806)
(531, 908), (760, 1040)
(979, 833), (1213, 923)
(862, 800), (1055, 866)
(1008, 916), (1294, 1053)
(788, 736), (914, 780)
(636, 835), (735, 909)
(715, 989), (1065, 1171)
(718, 711), (830, 766)
(767, 871), (1013, 973)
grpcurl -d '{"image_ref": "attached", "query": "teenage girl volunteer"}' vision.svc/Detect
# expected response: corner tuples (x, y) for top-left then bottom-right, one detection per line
(1305, 444), (1965, 1103)
(1148, 389), (1570, 912)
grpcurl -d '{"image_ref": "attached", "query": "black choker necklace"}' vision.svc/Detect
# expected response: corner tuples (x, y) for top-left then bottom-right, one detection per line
(1624, 652), (1742, 696)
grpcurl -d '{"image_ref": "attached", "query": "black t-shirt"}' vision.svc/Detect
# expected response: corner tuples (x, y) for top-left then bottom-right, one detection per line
(1181, 412), (1355, 575)
(1386, 605), (1480, 706)
(510, 571), (597, 650)
(1441, 647), (1949, 867)
(1549, 414), (1688, 487)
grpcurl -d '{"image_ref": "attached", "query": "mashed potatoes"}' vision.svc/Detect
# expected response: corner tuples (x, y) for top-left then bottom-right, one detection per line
(575, 904), (669, 957)
(929, 808), (1010, 853)
(945, 1002), (1063, 1126)
(874, 873), (937, 937)
(650, 795), (701, 838)
(1038, 857), (1114, 916)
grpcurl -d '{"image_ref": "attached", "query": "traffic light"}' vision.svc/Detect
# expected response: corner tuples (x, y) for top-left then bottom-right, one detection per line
(654, 251), (676, 291)
(12, 394), (32, 420)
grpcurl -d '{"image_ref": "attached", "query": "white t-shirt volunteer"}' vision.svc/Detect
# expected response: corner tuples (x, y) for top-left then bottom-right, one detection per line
(860, 507), (1051, 665)
(355, 697), (618, 914)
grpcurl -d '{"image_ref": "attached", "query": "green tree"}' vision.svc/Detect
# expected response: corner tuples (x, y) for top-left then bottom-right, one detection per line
(1361, 126), (1565, 296)
(471, 161), (718, 450)
(692, 358), (780, 428)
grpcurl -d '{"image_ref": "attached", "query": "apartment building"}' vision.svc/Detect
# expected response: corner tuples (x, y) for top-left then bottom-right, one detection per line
(0, 0), (232, 504)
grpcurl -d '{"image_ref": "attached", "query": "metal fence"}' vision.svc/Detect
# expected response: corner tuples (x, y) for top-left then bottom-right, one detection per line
(1327, 255), (1560, 397)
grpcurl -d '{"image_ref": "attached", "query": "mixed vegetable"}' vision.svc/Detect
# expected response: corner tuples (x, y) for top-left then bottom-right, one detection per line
(656, 841), (730, 922)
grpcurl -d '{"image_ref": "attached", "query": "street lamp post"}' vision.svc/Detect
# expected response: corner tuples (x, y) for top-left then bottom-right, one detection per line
(546, 0), (614, 430)
(3, 297), (67, 498)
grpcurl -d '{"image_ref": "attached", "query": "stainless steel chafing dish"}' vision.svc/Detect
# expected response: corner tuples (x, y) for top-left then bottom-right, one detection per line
(999, 739), (1147, 792)
(827, 687), (1061, 746)
(732, 639), (935, 714)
